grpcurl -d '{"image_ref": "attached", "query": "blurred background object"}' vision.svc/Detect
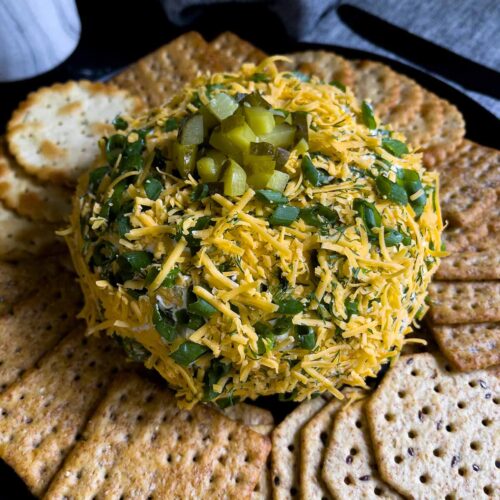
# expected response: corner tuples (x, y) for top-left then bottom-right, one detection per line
(0, 0), (81, 82)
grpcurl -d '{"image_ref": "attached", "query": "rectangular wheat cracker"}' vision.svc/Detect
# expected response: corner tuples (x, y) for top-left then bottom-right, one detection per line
(210, 32), (267, 71)
(435, 250), (500, 280)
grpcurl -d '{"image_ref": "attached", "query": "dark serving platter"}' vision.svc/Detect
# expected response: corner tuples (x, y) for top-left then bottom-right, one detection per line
(1, 15), (499, 497)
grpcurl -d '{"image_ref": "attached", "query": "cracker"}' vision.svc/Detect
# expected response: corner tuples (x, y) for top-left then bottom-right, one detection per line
(400, 91), (444, 149)
(0, 138), (72, 222)
(300, 398), (343, 500)
(422, 99), (466, 168)
(45, 373), (271, 499)
(442, 224), (492, 253)
(384, 74), (424, 127)
(251, 424), (274, 500)
(271, 397), (326, 499)
(282, 50), (355, 88)
(112, 32), (226, 109)
(352, 60), (401, 117)
(0, 202), (62, 260)
(0, 328), (127, 496)
(435, 250), (500, 280)
(211, 32), (267, 71)
(7, 81), (142, 186)
(0, 276), (81, 392)
(431, 323), (500, 372)
(0, 257), (64, 314)
(322, 399), (402, 499)
(223, 402), (274, 427)
(366, 353), (499, 499)
(428, 281), (500, 324)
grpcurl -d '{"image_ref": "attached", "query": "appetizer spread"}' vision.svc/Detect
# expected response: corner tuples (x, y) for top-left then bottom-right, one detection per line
(67, 58), (443, 407)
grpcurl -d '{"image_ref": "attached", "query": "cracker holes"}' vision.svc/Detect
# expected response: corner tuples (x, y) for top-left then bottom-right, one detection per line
(495, 460), (500, 469)
(350, 447), (358, 456)
(419, 474), (429, 484)
(458, 467), (467, 477)
(433, 448), (443, 458)
(289, 486), (297, 496)
(408, 430), (417, 439)
(374, 487), (384, 496)
(394, 455), (403, 464)
(384, 413), (394, 422)
(398, 390), (406, 399)
(355, 419), (362, 429)
(445, 424), (455, 433)
(287, 444), (295, 452)
(481, 418), (492, 427)
(484, 485), (493, 496)
(410, 369), (420, 377)
(421, 406), (431, 415)
(470, 441), (481, 451)
(344, 475), (353, 485)
(320, 431), (328, 445)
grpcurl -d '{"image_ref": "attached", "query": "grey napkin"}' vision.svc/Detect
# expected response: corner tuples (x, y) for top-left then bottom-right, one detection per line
(163, 0), (500, 117)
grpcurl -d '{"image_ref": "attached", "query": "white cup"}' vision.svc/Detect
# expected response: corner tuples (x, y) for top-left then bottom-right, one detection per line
(0, 0), (81, 82)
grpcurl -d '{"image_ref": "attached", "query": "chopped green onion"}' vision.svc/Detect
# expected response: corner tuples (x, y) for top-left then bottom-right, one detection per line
(255, 322), (276, 355)
(117, 251), (152, 277)
(187, 298), (217, 318)
(144, 177), (163, 200)
(302, 155), (332, 186)
(216, 393), (239, 409)
(269, 205), (300, 226)
(170, 341), (209, 366)
(277, 298), (304, 315)
(187, 314), (205, 330)
(300, 204), (339, 228)
(112, 116), (128, 130)
(119, 337), (149, 362)
(250, 73), (270, 83)
(105, 134), (127, 165)
(375, 175), (408, 205)
(88, 166), (110, 193)
(204, 359), (231, 400)
(345, 299), (359, 319)
(164, 117), (178, 132)
(361, 101), (377, 129)
(190, 183), (210, 201)
(330, 80), (346, 92)
(353, 199), (382, 231)
(153, 304), (176, 342)
(384, 228), (404, 247)
(274, 316), (293, 335)
(382, 138), (409, 157)
(116, 215), (131, 237)
(296, 325), (316, 350)
(255, 189), (288, 205)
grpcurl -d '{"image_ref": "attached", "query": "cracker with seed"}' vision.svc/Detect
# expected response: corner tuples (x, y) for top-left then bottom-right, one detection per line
(422, 99), (466, 168)
(0, 202), (62, 260)
(7, 81), (142, 186)
(0, 138), (72, 222)
(112, 32), (227, 109)
(322, 399), (402, 499)
(45, 373), (271, 499)
(211, 32), (267, 71)
(352, 60), (401, 117)
(0, 328), (127, 496)
(223, 402), (274, 426)
(251, 424), (274, 500)
(442, 224), (492, 253)
(282, 51), (355, 88)
(300, 398), (343, 500)
(430, 323), (500, 372)
(400, 91), (444, 149)
(366, 353), (499, 499)
(435, 250), (500, 280)
(0, 257), (64, 314)
(383, 74), (423, 127)
(0, 277), (81, 393)
(271, 397), (327, 499)
(428, 281), (500, 324)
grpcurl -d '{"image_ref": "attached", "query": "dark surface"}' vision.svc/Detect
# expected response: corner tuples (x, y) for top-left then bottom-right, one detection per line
(1, 1), (499, 498)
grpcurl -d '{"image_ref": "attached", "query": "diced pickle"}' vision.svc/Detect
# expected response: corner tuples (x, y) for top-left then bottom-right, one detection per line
(172, 142), (198, 178)
(199, 105), (219, 134)
(265, 171), (289, 192)
(295, 138), (309, 155)
(225, 122), (256, 153)
(275, 147), (291, 169)
(207, 93), (239, 121)
(221, 112), (246, 133)
(178, 114), (204, 145)
(259, 123), (296, 148)
(244, 106), (275, 135)
(205, 149), (227, 168)
(242, 92), (271, 109)
(222, 159), (247, 196)
(245, 154), (276, 175)
(197, 157), (222, 182)
(292, 111), (309, 143)
(248, 172), (273, 189)
(250, 142), (275, 156)
(209, 128), (243, 164)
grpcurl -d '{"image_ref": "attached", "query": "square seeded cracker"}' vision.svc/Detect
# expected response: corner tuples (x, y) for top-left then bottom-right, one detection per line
(0, 328), (127, 496)
(435, 250), (500, 281)
(45, 373), (271, 499)
(210, 32), (267, 71)
(112, 32), (229, 108)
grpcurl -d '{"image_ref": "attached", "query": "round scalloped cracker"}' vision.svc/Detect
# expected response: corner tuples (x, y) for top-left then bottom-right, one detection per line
(7, 81), (143, 186)
(352, 60), (401, 118)
(383, 74), (424, 128)
(0, 202), (62, 260)
(322, 399), (402, 499)
(282, 50), (356, 88)
(0, 138), (72, 222)
(366, 353), (499, 500)
(423, 99), (465, 168)
(399, 91), (444, 149)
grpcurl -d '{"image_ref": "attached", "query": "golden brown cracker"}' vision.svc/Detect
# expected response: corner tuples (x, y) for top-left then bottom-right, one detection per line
(45, 373), (271, 499)
(0, 328), (127, 496)
(352, 60), (401, 117)
(223, 402), (274, 427)
(271, 398), (327, 499)
(7, 81), (142, 186)
(0, 277), (81, 392)
(428, 281), (500, 324)
(112, 32), (226, 108)
(211, 32), (267, 71)
(366, 353), (499, 499)
(322, 399), (402, 499)
(430, 322), (500, 372)
(435, 250), (500, 280)
(299, 398), (343, 500)
(442, 224), (492, 253)
(384, 74), (424, 127)
(0, 139), (72, 222)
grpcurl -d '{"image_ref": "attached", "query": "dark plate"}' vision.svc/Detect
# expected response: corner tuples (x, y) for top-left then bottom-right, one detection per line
(1, 26), (499, 498)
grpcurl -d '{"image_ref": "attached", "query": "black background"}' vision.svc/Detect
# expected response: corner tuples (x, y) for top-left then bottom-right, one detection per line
(0, 0), (499, 498)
